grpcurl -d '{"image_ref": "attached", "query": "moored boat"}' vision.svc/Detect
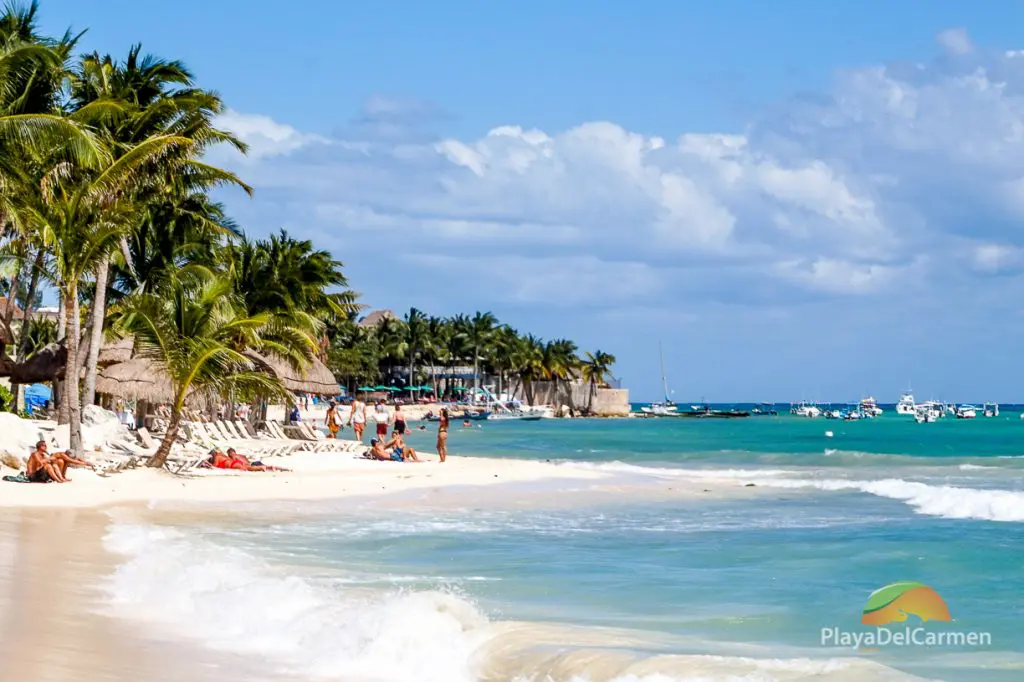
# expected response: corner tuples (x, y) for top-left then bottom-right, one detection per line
(896, 392), (916, 415)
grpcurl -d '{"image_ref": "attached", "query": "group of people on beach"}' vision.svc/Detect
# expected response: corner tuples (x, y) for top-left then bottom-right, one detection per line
(328, 397), (450, 463)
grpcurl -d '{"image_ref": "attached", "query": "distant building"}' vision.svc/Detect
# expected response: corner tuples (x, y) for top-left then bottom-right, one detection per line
(358, 309), (395, 328)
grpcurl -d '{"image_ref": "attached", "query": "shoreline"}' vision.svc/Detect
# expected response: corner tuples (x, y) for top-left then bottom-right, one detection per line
(0, 450), (620, 509)
(0, 448), (765, 510)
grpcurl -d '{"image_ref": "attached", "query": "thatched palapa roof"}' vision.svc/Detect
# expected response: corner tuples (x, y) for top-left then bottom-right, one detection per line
(95, 357), (176, 402)
(98, 336), (134, 367)
(245, 351), (339, 395)
(358, 309), (394, 329)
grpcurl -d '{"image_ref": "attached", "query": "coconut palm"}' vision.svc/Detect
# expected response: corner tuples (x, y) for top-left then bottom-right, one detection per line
(112, 270), (285, 467)
(404, 307), (428, 388)
(375, 316), (408, 383)
(465, 311), (497, 397)
(543, 339), (580, 413)
(580, 350), (617, 413)
(68, 45), (249, 406)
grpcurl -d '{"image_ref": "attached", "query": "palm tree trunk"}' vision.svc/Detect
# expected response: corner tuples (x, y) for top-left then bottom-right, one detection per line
(4, 259), (22, 328)
(472, 346), (480, 398)
(9, 251), (45, 413)
(81, 255), (110, 407)
(147, 407), (181, 468)
(64, 282), (84, 458)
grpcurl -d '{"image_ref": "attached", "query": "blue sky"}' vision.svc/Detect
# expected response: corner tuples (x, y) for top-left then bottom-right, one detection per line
(40, 1), (1024, 401)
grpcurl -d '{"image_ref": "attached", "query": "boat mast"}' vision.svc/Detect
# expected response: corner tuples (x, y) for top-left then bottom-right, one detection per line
(659, 342), (670, 403)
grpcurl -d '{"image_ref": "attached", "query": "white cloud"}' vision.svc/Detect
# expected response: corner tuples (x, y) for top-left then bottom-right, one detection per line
(216, 110), (325, 159)
(212, 32), (1024, 314)
(937, 28), (974, 56)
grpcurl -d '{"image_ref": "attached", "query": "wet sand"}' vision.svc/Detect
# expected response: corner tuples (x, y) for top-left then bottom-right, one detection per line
(0, 509), (290, 682)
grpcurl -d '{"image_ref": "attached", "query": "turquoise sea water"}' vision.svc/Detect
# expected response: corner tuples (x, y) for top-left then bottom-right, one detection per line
(103, 414), (1024, 682)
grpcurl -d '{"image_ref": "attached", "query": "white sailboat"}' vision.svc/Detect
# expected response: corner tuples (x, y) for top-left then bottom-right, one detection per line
(640, 344), (677, 416)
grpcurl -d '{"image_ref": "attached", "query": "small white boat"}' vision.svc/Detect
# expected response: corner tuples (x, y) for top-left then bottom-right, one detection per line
(984, 402), (999, 418)
(955, 405), (979, 419)
(896, 392), (916, 416)
(914, 404), (940, 423)
(791, 401), (821, 418)
(859, 397), (883, 417)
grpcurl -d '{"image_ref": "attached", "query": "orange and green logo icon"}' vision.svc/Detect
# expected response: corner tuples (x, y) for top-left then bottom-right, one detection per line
(861, 582), (952, 626)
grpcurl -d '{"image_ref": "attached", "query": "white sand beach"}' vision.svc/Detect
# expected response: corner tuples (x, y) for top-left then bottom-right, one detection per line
(0, 449), (617, 509)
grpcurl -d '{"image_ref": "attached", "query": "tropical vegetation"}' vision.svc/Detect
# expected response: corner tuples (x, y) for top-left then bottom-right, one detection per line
(0, 2), (617, 465)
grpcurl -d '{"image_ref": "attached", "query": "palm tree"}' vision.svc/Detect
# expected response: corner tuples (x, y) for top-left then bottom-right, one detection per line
(423, 315), (448, 396)
(513, 334), (544, 406)
(543, 339), (580, 414)
(404, 307), (428, 389)
(489, 325), (519, 399)
(375, 316), (407, 383)
(112, 271), (284, 467)
(69, 45), (249, 407)
(466, 311), (497, 398)
(580, 350), (617, 413)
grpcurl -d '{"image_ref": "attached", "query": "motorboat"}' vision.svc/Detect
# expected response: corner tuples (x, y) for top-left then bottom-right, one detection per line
(984, 402), (999, 417)
(791, 401), (821, 418)
(678, 404), (750, 419)
(751, 403), (778, 416)
(955, 405), (979, 419)
(914, 404), (940, 423)
(859, 397), (883, 417)
(896, 393), (916, 416)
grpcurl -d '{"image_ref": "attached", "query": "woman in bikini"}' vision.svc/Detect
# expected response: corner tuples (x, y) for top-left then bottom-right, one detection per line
(437, 408), (449, 463)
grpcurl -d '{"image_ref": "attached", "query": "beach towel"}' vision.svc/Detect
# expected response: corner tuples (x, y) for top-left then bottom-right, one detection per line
(3, 472), (30, 483)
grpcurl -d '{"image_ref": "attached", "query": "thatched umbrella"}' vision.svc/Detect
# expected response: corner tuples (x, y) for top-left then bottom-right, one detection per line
(244, 350), (339, 395)
(95, 357), (176, 402)
(98, 336), (134, 367)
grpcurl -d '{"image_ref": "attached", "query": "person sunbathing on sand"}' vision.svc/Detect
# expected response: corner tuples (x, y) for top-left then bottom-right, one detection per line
(205, 448), (289, 472)
(26, 441), (93, 483)
(226, 448), (290, 472)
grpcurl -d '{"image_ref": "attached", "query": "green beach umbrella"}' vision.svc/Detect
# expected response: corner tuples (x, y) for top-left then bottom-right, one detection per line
(357, 386), (374, 392)
(373, 385), (389, 390)
(386, 386), (401, 392)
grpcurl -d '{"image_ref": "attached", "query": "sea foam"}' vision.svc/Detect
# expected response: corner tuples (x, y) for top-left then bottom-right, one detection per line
(758, 477), (1024, 523)
(100, 521), (923, 682)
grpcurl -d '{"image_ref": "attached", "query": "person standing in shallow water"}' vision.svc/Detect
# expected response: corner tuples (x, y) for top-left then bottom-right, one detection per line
(393, 404), (407, 435)
(437, 408), (449, 463)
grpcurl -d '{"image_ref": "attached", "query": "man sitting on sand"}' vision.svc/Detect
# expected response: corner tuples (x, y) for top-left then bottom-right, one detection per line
(26, 441), (93, 483)
(365, 435), (421, 462)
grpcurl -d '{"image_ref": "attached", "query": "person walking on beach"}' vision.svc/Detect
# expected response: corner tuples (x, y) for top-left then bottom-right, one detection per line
(437, 408), (449, 463)
(373, 400), (390, 441)
(325, 401), (342, 439)
(394, 404), (407, 435)
(348, 396), (367, 441)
